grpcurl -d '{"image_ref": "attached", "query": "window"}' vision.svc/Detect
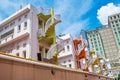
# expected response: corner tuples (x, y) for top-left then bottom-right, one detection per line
(116, 34), (118, 38)
(38, 19), (42, 26)
(114, 16), (116, 19)
(117, 15), (119, 18)
(9, 49), (12, 53)
(114, 28), (116, 31)
(67, 45), (70, 51)
(1, 29), (14, 39)
(96, 48), (98, 51)
(99, 44), (101, 46)
(18, 25), (21, 32)
(16, 53), (19, 56)
(117, 38), (119, 41)
(62, 48), (65, 53)
(115, 32), (117, 34)
(23, 51), (26, 58)
(92, 44), (94, 46)
(5, 38), (7, 42)
(0, 28), (3, 32)
(45, 49), (48, 53)
(45, 49), (48, 58)
(16, 46), (19, 50)
(5, 25), (9, 29)
(118, 27), (120, 30)
(24, 14), (28, 18)
(68, 60), (71, 62)
(23, 43), (26, 47)
(18, 18), (21, 22)
(66, 40), (69, 44)
(10, 22), (15, 26)
(113, 25), (115, 27)
(112, 21), (114, 24)
(11, 35), (13, 39)
(91, 42), (93, 44)
(115, 20), (118, 23)
(24, 21), (27, 29)
(69, 64), (72, 68)
(94, 41), (97, 43)
(110, 17), (112, 20)
(95, 45), (97, 47)
(118, 42), (120, 46)
(116, 24), (119, 27)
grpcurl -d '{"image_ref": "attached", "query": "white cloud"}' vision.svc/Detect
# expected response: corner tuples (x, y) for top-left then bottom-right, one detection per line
(97, 3), (120, 25)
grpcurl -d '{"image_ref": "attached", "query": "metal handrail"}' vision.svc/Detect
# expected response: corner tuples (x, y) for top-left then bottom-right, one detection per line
(44, 14), (61, 35)
(47, 39), (65, 59)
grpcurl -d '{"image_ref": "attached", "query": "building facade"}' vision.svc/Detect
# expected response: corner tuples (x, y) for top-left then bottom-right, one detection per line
(108, 13), (120, 77)
(86, 13), (120, 77)
(0, 4), (42, 60)
(0, 4), (61, 62)
(87, 29), (105, 58)
(58, 34), (76, 68)
(98, 26), (118, 62)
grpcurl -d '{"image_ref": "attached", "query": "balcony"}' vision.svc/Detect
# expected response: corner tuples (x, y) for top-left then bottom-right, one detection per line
(0, 32), (29, 48)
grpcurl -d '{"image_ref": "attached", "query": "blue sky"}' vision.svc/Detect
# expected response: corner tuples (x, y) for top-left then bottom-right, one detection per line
(0, 0), (120, 37)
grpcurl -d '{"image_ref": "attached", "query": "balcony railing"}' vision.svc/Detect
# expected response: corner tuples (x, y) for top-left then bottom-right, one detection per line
(44, 14), (61, 35)
(47, 38), (65, 59)
(0, 32), (29, 48)
(38, 14), (61, 37)
(0, 34), (14, 45)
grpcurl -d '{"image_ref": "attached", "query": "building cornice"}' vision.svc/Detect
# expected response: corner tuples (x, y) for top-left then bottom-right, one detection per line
(0, 4), (31, 27)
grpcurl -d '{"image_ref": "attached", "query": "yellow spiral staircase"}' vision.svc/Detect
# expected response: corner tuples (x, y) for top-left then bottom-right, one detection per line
(37, 8), (62, 64)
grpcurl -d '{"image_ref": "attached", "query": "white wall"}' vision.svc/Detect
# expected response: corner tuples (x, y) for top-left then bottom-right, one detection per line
(0, 37), (29, 58)
(58, 56), (75, 68)
(58, 34), (76, 68)
(0, 4), (39, 60)
(29, 5), (39, 60)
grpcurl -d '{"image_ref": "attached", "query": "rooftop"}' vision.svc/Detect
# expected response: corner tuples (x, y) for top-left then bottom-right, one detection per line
(0, 4), (32, 27)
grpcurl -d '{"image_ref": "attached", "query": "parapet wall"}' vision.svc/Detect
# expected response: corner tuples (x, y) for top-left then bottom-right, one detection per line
(0, 54), (114, 80)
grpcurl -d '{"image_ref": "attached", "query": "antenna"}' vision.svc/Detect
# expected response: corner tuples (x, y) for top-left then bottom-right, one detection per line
(20, 5), (22, 9)
(20, 0), (23, 9)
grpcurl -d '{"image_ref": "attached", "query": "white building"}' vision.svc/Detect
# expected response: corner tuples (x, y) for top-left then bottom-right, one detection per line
(58, 34), (76, 68)
(0, 4), (39, 60)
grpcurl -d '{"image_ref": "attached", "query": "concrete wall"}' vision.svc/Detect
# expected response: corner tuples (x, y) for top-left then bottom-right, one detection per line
(58, 34), (76, 68)
(0, 55), (114, 80)
(0, 37), (29, 58)
(29, 5), (39, 60)
(58, 55), (75, 68)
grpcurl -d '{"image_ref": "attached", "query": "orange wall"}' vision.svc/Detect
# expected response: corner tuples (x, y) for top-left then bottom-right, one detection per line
(0, 57), (114, 80)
